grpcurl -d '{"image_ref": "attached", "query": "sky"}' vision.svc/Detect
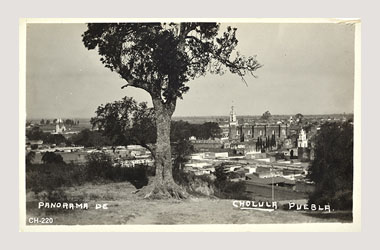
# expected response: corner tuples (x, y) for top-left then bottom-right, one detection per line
(25, 22), (355, 119)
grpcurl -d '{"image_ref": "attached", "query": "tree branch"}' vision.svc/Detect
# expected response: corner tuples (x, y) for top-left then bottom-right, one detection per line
(185, 35), (203, 43)
(119, 70), (155, 97)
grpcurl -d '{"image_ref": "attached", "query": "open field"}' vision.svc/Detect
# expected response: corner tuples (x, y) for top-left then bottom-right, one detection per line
(26, 182), (352, 225)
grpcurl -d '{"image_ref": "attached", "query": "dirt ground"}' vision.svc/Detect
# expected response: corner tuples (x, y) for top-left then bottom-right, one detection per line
(26, 182), (352, 225)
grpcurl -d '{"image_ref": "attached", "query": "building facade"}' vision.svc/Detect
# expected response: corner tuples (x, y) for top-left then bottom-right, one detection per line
(297, 128), (308, 148)
(226, 106), (289, 143)
(53, 118), (66, 134)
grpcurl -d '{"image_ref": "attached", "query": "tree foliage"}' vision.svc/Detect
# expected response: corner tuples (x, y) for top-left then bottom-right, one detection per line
(26, 151), (36, 165)
(64, 119), (77, 126)
(197, 122), (222, 139)
(307, 122), (353, 210)
(171, 120), (222, 140)
(295, 113), (304, 124)
(91, 97), (156, 150)
(82, 23), (262, 104)
(261, 110), (272, 120)
(295, 113), (303, 120)
(86, 152), (114, 180)
(213, 165), (248, 199)
(41, 152), (65, 164)
(71, 129), (111, 148)
(172, 139), (194, 172)
(26, 127), (68, 145)
(91, 97), (223, 148)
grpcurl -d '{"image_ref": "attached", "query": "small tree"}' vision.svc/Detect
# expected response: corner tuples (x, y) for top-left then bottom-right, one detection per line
(172, 139), (194, 173)
(261, 111), (271, 121)
(295, 113), (304, 124)
(41, 152), (65, 164)
(26, 151), (36, 165)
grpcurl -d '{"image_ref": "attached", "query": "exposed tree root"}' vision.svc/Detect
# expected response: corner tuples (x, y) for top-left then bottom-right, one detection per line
(137, 179), (189, 200)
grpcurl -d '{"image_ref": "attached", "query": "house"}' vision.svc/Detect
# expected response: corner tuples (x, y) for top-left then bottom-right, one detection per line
(189, 153), (205, 160)
(191, 139), (223, 152)
(205, 151), (229, 159)
(243, 165), (258, 174)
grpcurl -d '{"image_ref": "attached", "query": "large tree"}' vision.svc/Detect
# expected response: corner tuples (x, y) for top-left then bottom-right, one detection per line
(82, 23), (262, 198)
(307, 122), (353, 210)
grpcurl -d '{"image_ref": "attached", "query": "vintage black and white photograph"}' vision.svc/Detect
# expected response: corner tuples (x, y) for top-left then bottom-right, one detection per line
(20, 19), (360, 231)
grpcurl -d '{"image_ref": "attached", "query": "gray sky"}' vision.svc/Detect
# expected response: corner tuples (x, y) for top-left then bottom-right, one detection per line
(26, 22), (355, 119)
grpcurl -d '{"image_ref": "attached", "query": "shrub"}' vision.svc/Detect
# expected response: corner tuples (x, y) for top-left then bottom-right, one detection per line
(309, 189), (353, 211)
(41, 152), (65, 164)
(213, 165), (250, 200)
(174, 171), (212, 187)
(104, 165), (153, 188)
(86, 152), (113, 180)
(214, 181), (249, 200)
(26, 151), (36, 165)
(26, 154), (155, 196)
(172, 166), (249, 199)
(85, 152), (154, 188)
(173, 170), (215, 196)
(26, 163), (87, 194)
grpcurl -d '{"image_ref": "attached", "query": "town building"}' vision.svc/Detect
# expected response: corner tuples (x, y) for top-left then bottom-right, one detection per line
(226, 106), (289, 145)
(296, 128), (312, 162)
(191, 139), (223, 152)
(53, 118), (66, 134)
(297, 128), (308, 148)
(228, 106), (239, 141)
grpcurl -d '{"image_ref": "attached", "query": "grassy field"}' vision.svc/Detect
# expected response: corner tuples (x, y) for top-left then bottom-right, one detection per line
(26, 182), (352, 225)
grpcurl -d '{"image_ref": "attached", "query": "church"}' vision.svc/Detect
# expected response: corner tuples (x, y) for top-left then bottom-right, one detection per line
(53, 118), (66, 134)
(227, 106), (289, 144)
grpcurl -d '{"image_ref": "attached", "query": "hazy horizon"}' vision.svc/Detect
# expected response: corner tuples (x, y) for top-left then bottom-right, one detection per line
(26, 22), (355, 119)
(27, 113), (353, 121)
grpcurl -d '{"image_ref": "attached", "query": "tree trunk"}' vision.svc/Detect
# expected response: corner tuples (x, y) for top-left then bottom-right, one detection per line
(154, 101), (174, 182)
(138, 98), (188, 199)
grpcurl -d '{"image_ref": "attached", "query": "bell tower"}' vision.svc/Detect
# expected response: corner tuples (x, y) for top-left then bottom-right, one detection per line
(229, 106), (238, 126)
(229, 106), (239, 140)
